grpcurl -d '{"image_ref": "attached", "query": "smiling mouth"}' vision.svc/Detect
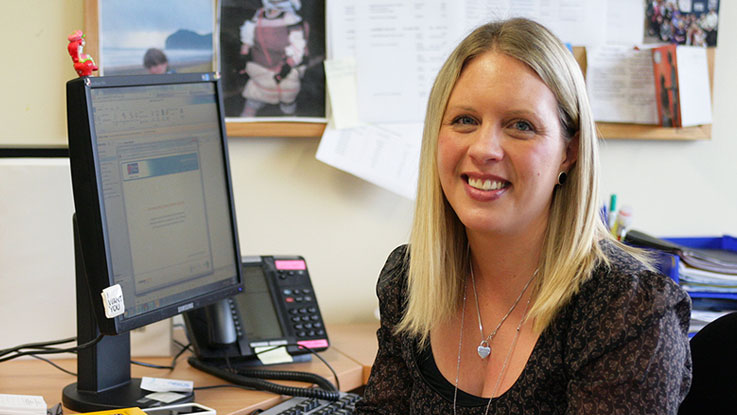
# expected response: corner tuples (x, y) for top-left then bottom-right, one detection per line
(466, 176), (509, 191)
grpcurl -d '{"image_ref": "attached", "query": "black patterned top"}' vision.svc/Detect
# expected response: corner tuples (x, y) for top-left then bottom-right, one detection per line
(355, 243), (692, 414)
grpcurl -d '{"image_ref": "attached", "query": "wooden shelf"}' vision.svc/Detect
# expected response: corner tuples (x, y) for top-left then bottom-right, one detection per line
(226, 121), (327, 138)
(596, 122), (710, 141)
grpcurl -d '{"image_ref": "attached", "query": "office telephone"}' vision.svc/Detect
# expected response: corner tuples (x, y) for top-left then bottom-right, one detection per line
(183, 255), (329, 365)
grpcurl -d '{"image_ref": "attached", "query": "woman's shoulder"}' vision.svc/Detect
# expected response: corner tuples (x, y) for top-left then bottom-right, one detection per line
(591, 240), (687, 301)
(562, 239), (691, 348)
(375, 245), (410, 324)
(377, 245), (409, 290)
(553, 241), (693, 406)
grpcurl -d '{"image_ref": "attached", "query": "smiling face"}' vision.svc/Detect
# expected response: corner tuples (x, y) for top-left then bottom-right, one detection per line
(437, 51), (577, 241)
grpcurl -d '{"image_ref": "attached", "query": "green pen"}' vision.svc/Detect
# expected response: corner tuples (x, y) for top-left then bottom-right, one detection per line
(607, 194), (617, 230)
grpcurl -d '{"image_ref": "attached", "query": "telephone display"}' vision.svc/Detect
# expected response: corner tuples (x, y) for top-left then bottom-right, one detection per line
(184, 255), (329, 364)
(238, 263), (285, 340)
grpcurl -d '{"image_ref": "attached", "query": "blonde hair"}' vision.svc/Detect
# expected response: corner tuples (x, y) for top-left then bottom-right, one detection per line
(398, 18), (635, 345)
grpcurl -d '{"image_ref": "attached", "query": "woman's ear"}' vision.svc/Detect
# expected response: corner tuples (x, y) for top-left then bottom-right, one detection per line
(561, 132), (579, 172)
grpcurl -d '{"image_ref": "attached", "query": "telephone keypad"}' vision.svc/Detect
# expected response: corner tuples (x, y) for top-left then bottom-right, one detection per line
(289, 303), (325, 338)
(272, 258), (328, 344)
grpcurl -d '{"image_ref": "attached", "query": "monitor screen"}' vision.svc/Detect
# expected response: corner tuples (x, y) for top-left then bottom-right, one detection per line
(67, 73), (243, 335)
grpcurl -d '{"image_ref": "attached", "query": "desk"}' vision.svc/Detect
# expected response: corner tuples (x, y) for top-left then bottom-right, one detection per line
(0, 325), (377, 415)
(328, 323), (380, 385)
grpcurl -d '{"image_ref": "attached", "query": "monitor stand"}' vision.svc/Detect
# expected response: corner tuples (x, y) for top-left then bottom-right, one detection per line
(62, 215), (193, 412)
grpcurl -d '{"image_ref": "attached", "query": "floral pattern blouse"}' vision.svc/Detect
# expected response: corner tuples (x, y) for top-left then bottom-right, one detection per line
(355, 243), (692, 414)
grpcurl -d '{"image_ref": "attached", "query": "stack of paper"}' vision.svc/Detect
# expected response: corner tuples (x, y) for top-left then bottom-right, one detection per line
(0, 394), (47, 415)
(679, 262), (737, 293)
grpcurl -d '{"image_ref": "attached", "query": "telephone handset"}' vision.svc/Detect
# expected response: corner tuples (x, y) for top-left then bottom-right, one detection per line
(183, 255), (329, 365)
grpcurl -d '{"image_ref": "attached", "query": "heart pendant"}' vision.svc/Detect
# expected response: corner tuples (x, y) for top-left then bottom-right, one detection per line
(477, 344), (491, 359)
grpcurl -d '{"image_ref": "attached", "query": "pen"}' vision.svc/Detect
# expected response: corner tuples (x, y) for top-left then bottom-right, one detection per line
(607, 194), (617, 230)
(600, 204), (608, 226)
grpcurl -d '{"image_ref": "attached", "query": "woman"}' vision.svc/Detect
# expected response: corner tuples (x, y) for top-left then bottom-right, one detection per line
(355, 18), (691, 414)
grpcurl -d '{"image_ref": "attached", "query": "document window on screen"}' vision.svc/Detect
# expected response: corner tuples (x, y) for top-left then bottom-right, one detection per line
(118, 139), (214, 295)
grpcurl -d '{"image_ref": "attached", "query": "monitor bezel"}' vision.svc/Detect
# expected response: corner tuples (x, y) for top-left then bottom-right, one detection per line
(67, 73), (243, 335)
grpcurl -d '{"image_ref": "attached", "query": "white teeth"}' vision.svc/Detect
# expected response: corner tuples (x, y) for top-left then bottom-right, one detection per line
(468, 177), (506, 191)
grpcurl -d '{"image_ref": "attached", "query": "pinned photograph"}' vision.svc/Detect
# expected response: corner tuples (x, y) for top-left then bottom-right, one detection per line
(98, 0), (215, 75)
(644, 0), (719, 46)
(219, 0), (326, 120)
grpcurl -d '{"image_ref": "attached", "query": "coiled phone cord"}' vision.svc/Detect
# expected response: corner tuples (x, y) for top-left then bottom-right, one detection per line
(235, 367), (337, 391)
(187, 357), (341, 401)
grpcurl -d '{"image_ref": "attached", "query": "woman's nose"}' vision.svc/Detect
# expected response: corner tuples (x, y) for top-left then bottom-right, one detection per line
(468, 125), (504, 164)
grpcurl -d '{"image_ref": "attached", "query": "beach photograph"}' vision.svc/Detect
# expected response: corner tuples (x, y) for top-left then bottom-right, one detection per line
(99, 0), (215, 76)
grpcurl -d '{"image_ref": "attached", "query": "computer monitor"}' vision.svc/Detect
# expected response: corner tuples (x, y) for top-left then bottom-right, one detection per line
(63, 73), (243, 412)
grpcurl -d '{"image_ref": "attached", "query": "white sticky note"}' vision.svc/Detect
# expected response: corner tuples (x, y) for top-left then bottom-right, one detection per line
(140, 377), (194, 393)
(144, 392), (188, 404)
(255, 346), (293, 365)
(324, 58), (362, 129)
(101, 284), (125, 318)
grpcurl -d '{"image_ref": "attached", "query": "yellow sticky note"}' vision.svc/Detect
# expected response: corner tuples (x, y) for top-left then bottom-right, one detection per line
(255, 345), (293, 365)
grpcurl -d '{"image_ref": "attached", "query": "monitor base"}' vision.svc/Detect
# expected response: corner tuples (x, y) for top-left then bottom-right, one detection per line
(62, 378), (194, 413)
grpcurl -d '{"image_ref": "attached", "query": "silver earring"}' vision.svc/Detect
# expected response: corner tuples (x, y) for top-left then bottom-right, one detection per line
(557, 171), (568, 186)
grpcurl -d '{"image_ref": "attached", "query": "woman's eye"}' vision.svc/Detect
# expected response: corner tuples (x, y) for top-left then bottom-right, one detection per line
(452, 115), (476, 126)
(512, 120), (534, 132)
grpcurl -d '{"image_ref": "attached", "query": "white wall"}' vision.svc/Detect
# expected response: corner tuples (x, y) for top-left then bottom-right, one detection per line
(599, 0), (737, 237)
(0, 160), (76, 349)
(226, 137), (414, 322)
(1, 1), (735, 351)
(0, 1), (82, 146)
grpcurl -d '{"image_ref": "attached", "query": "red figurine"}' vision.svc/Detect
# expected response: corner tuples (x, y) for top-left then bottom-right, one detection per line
(67, 30), (98, 77)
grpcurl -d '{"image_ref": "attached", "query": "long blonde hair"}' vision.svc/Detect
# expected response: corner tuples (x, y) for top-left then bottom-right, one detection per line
(398, 18), (627, 345)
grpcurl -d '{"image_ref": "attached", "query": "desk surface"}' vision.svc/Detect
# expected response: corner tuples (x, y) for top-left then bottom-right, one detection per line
(0, 324), (378, 415)
(328, 322), (380, 384)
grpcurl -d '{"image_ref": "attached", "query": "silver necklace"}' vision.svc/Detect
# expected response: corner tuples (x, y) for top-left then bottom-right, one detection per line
(452, 279), (467, 415)
(454, 281), (532, 415)
(469, 265), (537, 359)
